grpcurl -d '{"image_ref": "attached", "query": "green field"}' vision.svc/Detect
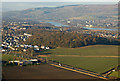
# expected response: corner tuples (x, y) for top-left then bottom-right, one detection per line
(109, 71), (120, 78)
(2, 45), (119, 78)
(44, 45), (119, 74)
(48, 56), (119, 73)
(48, 45), (118, 56)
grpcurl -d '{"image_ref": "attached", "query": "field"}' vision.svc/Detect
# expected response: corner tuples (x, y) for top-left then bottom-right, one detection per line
(48, 56), (119, 73)
(2, 45), (119, 78)
(109, 71), (120, 78)
(2, 54), (16, 61)
(44, 45), (119, 74)
(47, 45), (119, 56)
(2, 64), (97, 79)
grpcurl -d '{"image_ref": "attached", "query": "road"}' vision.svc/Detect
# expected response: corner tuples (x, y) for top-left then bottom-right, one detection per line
(50, 63), (109, 80)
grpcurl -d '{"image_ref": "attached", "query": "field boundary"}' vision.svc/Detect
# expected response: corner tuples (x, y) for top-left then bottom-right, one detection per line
(50, 63), (109, 80)
(54, 55), (120, 58)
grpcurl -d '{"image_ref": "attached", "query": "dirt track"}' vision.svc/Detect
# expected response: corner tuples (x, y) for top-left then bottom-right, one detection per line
(2, 64), (97, 79)
(55, 55), (120, 58)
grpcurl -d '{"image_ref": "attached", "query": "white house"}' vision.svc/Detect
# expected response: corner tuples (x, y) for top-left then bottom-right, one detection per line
(23, 49), (26, 52)
(24, 33), (32, 37)
(46, 47), (50, 50)
(41, 46), (45, 49)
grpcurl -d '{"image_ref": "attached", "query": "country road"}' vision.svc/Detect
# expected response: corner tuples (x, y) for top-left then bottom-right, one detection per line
(50, 63), (109, 80)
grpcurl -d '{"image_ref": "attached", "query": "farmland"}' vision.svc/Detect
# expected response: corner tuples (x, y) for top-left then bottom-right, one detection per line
(2, 64), (97, 79)
(2, 54), (16, 61)
(47, 45), (119, 56)
(43, 45), (119, 74)
(109, 71), (120, 78)
(48, 56), (119, 73)
(2, 45), (119, 78)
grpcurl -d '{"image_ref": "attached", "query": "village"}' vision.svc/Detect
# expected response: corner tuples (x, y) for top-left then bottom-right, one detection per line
(1, 20), (119, 67)
(2, 22), (51, 66)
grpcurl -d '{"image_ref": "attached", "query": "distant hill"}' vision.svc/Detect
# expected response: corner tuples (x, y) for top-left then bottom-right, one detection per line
(3, 4), (118, 22)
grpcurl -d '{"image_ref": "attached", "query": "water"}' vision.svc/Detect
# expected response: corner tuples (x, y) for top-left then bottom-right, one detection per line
(83, 27), (117, 31)
(47, 22), (69, 27)
(45, 21), (69, 27)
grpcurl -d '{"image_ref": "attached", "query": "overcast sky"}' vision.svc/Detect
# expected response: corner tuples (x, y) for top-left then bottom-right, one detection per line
(1, 0), (120, 2)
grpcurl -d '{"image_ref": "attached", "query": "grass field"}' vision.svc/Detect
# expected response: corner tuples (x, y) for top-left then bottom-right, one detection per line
(44, 45), (119, 74)
(109, 71), (120, 78)
(2, 45), (119, 78)
(48, 56), (119, 73)
(47, 45), (119, 56)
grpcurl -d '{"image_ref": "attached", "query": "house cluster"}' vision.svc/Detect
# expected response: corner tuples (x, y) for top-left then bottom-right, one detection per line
(8, 58), (41, 66)
(2, 34), (50, 54)
(2, 21), (33, 31)
(68, 18), (118, 28)
(77, 30), (119, 39)
(2, 31), (33, 52)
(18, 45), (50, 52)
(97, 33), (118, 38)
(2, 30), (50, 53)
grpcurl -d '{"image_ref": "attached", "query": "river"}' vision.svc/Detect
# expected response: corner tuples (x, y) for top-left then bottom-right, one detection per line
(83, 27), (117, 31)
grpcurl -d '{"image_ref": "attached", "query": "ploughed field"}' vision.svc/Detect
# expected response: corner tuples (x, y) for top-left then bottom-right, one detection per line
(45, 45), (119, 73)
(2, 64), (97, 79)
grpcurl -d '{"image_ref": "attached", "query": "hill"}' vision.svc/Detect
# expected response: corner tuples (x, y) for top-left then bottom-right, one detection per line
(3, 4), (118, 22)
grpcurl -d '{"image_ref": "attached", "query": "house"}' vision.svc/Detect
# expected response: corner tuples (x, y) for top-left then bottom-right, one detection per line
(10, 47), (15, 50)
(34, 45), (39, 50)
(22, 60), (32, 65)
(24, 33), (32, 37)
(23, 49), (26, 52)
(9, 61), (14, 63)
(20, 45), (24, 48)
(24, 45), (28, 48)
(2, 49), (6, 52)
(67, 20), (71, 24)
(28, 45), (33, 48)
(23, 38), (26, 41)
(46, 47), (50, 50)
(18, 62), (23, 66)
(41, 46), (45, 49)
(15, 45), (20, 48)
(29, 59), (38, 64)
(14, 60), (20, 65)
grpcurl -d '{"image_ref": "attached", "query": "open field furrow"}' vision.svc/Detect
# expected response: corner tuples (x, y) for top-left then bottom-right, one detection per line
(2, 64), (97, 79)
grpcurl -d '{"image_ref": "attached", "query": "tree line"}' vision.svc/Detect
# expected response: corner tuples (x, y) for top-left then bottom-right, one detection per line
(23, 29), (119, 48)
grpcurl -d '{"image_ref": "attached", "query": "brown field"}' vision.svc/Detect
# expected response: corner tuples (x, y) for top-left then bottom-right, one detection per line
(2, 64), (98, 79)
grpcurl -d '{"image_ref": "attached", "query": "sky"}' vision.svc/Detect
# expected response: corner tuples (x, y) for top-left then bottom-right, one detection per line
(1, 0), (120, 2)
(1, 0), (119, 12)
(2, 2), (118, 12)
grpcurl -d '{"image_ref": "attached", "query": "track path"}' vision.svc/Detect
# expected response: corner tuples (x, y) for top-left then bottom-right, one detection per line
(50, 63), (109, 80)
